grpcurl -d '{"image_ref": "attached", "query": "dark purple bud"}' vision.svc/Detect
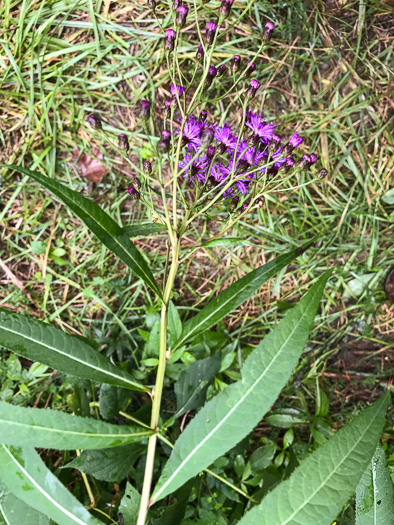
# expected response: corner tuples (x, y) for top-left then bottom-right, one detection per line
(236, 159), (249, 175)
(246, 79), (261, 99)
(176, 5), (188, 28)
(201, 127), (214, 147)
(247, 133), (260, 147)
(217, 142), (227, 155)
(148, 0), (156, 11)
(205, 65), (218, 86)
(161, 129), (171, 141)
(231, 55), (241, 72)
(196, 43), (204, 61)
(205, 22), (217, 44)
(255, 197), (263, 208)
(317, 168), (328, 179)
(118, 133), (129, 151)
(279, 157), (295, 174)
(237, 201), (250, 214)
(127, 185), (140, 200)
(229, 196), (239, 211)
(164, 29), (177, 52)
(207, 145), (215, 159)
(309, 153), (318, 165)
(219, 0), (234, 18)
(262, 21), (275, 42)
(297, 154), (312, 169)
(206, 176), (218, 189)
(200, 109), (208, 122)
(140, 100), (151, 121)
(245, 60), (256, 79)
(132, 176), (141, 189)
(158, 139), (170, 154)
(164, 100), (172, 117)
(87, 114), (102, 129)
(173, 0), (182, 9)
(171, 84), (184, 98)
(217, 64), (227, 77)
(268, 134), (281, 152)
(144, 161), (152, 174)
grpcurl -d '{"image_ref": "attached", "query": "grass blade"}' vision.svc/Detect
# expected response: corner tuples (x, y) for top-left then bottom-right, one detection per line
(0, 445), (105, 525)
(2, 164), (161, 297)
(152, 271), (331, 502)
(0, 402), (151, 450)
(0, 309), (148, 392)
(238, 393), (389, 525)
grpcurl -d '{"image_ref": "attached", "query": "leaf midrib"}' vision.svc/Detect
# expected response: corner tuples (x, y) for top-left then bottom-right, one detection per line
(1, 445), (88, 525)
(0, 322), (142, 390)
(154, 283), (319, 501)
(279, 406), (383, 525)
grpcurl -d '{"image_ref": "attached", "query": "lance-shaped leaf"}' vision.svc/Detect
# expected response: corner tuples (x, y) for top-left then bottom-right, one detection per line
(152, 271), (331, 502)
(237, 393), (389, 525)
(0, 402), (151, 450)
(0, 486), (50, 525)
(356, 444), (394, 525)
(0, 309), (148, 392)
(123, 223), (167, 237)
(0, 445), (105, 525)
(4, 164), (161, 297)
(172, 237), (317, 352)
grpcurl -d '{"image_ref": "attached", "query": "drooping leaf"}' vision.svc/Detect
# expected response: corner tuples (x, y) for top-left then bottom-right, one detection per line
(152, 272), (331, 502)
(0, 402), (151, 450)
(237, 393), (389, 525)
(3, 164), (161, 297)
(63, 444), (145, 483)
(99, 384), (131, 420)
(0, 485), (50, 525)
(172, 238), (316, 352)
(0, 445), (105, 525)
(118, 482), (141, 525)
(356, 444), (394, 525)
(0, 309), (148, 392)
(175, 354), (221, 417)
(123, 223), (167, 237)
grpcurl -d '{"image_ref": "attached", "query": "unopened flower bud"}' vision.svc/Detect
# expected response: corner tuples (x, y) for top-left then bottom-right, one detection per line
(207, 145), (215, 159)
(148, 0), (156, 11)
(236, 159), (249, 175)
(87, 114), (102, 129)
(201, 127), (214, 147)
(161, 130), (171, 141)
(176, 5), (188, 28)
(217, 64), (227, 77)
(245, 60), (256, 79)
(164, 29), (177, 52)
(283, 132), (303, 155)
(309, 154), (318, 165)
(132, 176), (141, 189)
(219, 0), (233, 18)
(231, 55), (241, 72)
(217, 142), (227, 155)
(317, 168), (328, 179)
(118, 133), (129, 150)
(279, 158), (295, 174)
(164, 100), (172, 117)
(246, 79), (261, 99)
(207, 176), (217, 189)
(229, 196), (239, 211)
(200, 109), (208, 122)
(196, 43), (204, 61)
(268, 134), (281, 152)
(255, 197), (263, 208)
(262, 21), (275, 43)
(205, 22), (217, 45)
(297, 154), (312, 169)
(171, 84), (184, 99)
(158, 139), (170, 154)
(237, 201), (249, 214)
(173, 0), (182, 9)
(140, 100), (151, 121)
(144, 161), (152, 174)
(127, 185), (140, 200)
(247, 133), (260, 147)
(205, 65), (218, 87)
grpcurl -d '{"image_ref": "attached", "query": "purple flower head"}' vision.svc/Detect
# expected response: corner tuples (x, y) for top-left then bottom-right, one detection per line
(161, 129), (171, 141)
(205, 66), (218, 86)
(309, 153), (318, 164)
(217, 64), (227, 77)
(118, 133), (129, 150)
(219, 0), (234, 18)
(231, 55), (241, 72)
(166, 29), (176, 40)
(263, 21), (275, 42)
(289, 132), (303, 148)
(127, 185), (140, 200)
(171, 84), (184, 98)
(245, 60), (256, 78)
(207, 146), (216, 159)
(246, 79), (261, 99)
(179, 153), (209, 183)
(87, 114), (102, 129)
(205, 21), (217, 44)
(200, 109), (208, 122)
(215, 123), (238, 151)
(179, 115), (204, 150)
(196, 43), (204, 61)
(144, 161), (152, 174)
(140, 100), (151, 120)
(176, 5), (188, 27)
(173, 0), (182, 9)
(246, 112), (275, 141)
(164, 100), (171, 117)
(165, 29), (177, 51)
(279, 157), (295, 173)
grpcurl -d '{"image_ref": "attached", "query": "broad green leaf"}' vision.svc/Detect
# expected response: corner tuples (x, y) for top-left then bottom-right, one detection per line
(99, 384), (131, 420)
(152, 272), (331, 501)
(0, 486), (50, 525)
(356, 445), (394, 525)
(64, 443), (145, 483)
(151, 480), (194, 525)
(0, 402), (151, 449)
(0, 445), (105, 525)
(265, 407), (310, 428)
(0, 309), (148, 392)
(237, 393), (389, 525)
(123, 223), (167, 237)
(172, 238), (316, 352)
(175, 354), (221, 417)
(118, 482), (140, 525)
(4, 164), (161, 297)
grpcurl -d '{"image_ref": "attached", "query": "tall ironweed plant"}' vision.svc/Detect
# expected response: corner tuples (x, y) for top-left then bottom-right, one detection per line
(0, 1), (391, 525)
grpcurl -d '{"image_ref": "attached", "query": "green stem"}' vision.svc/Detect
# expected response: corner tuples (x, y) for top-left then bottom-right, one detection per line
(136, 235), (180, 525)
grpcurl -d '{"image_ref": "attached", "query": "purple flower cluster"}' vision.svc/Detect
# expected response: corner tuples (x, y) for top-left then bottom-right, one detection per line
(176, 108), (311, 199)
